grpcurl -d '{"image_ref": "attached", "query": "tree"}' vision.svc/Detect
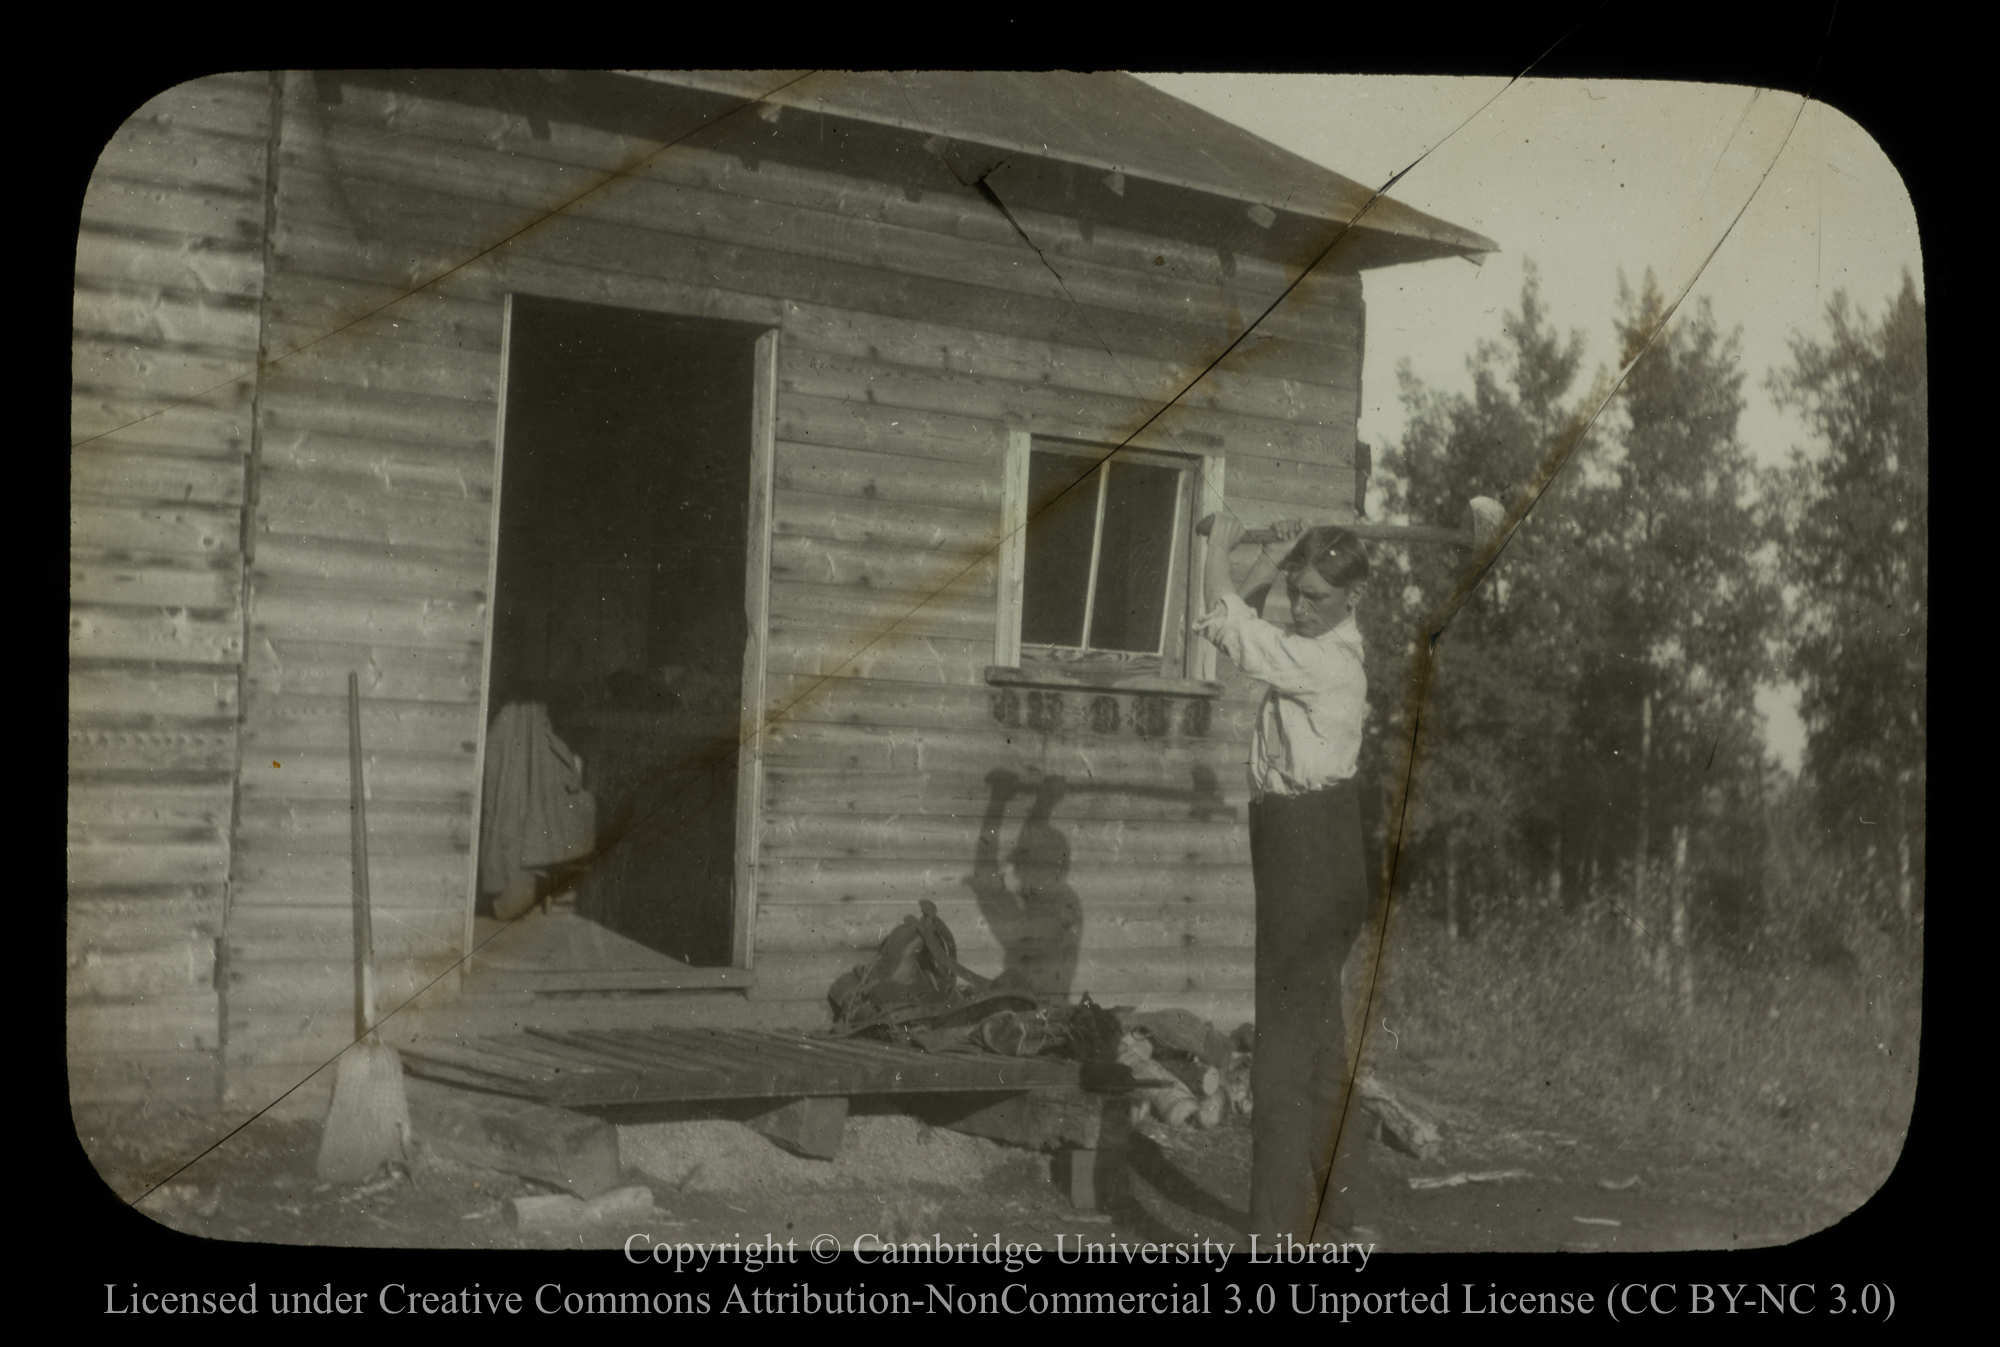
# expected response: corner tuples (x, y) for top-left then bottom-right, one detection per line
(1767, 274), (1927, 919)
(1574, 273), (1779, 995)
(1374, 263), (1591, 933)
(1379, 266), (1778, 981)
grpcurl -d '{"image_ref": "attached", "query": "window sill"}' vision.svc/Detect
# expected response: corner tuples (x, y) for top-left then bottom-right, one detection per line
(984, 664), (1224, 698)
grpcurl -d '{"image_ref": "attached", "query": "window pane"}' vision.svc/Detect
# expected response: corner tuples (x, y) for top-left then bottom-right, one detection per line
(1020, 452), (1100, 648)
(1089, 460), (1181, 654)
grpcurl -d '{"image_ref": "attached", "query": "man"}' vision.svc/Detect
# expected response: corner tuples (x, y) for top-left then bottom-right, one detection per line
(1197, 514), (1373, 1243)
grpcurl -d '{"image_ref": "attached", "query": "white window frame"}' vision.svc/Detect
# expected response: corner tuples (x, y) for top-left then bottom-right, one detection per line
(993, 430), (1223, 689)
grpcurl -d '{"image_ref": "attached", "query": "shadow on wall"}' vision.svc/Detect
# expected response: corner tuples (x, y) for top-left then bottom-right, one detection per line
(966, 770), (1083, 1000)
(963, 764), (1236, 1000)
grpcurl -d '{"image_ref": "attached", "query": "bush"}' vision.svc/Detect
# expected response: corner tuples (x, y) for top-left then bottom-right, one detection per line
(1366, 870), (1920, 1210)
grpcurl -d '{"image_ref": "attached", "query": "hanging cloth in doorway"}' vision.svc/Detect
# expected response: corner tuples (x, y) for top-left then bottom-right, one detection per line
(479, 702), (597, 918)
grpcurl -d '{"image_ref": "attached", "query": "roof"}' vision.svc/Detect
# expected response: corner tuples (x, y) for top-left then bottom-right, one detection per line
(629, 70), (1498, 263)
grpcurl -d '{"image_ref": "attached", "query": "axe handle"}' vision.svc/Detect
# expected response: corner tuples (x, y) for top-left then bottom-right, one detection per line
(1195, 514), (1475, 548)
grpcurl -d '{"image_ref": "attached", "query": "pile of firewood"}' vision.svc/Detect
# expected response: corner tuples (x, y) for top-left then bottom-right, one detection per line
(1116, 1010), (1247, 1130)
(1110, 1010), (1445, 1160)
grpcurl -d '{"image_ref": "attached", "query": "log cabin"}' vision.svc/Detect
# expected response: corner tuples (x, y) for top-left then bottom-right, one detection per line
(69, 70), (1496, 1116)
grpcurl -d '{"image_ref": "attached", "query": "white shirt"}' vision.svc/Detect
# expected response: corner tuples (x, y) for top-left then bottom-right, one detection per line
(1196, 592), (1367, 795)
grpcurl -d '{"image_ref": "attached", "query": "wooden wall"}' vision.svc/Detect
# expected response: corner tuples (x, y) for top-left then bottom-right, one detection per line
(69, 73), (272, 1105)
(83, 72), (1368, 1106)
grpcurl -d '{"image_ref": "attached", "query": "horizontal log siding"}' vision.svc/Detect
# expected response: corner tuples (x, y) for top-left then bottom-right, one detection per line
(69, 73), (272, 1106)
(119, 72), (1367, 1088)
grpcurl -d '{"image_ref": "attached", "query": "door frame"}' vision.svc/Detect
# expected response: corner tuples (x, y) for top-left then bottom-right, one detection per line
(464, 294), (778, 975)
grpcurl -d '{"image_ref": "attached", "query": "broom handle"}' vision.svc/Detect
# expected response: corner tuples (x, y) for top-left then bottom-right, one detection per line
(348, 672), (376, 1042)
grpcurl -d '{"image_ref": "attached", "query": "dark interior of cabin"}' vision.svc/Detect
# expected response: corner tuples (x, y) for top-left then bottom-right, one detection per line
(485, 295), (759, 965)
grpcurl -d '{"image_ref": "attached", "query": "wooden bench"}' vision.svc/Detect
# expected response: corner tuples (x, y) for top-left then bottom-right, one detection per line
(401, 1027), (1131, 1207)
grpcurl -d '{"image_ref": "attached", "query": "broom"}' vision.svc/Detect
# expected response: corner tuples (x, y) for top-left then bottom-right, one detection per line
(315, 671), (412, 1182)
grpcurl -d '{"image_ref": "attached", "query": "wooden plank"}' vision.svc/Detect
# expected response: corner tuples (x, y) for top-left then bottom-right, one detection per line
(756, 903), (1254, 957)
(773, 486), (994, 552)
(70, 447), (246, 507)
(747, 947), (1256, 1004)
(756, 672), (1255, 738)
(67, 720), (238, 774)
(251, 536), (490, 602)
(770, 533), (998, 597)
(779, 300), (1359, 421)
(72, 336), (259, 405)
(84, 117), (269, 195)
(234, 749), (475, 803)
(256, 425), (496, 494)
(764, 625), (991, 687)
(117, 72), (273, 139)
(222, 958), (468, 1013)
(762, 767), (1247, 823)
(70, 501), (241, 558)
(995, 429), (1029, 668)
(767, 579), (992, 644)
(258, 383), (497, 449)
(67, 937), (217, 1001)
(524, 1031), (736, 1080)
(776, 394), (1006, 465)
(70, 555), (242, 609)
(68, 839), (233, 890)
(763, 717), (1238, 776)
(760, 811), (1245, 861)
(67, 1050), (223, 1107)
(274, 156), (1268, 337)
(237, 692), (481, 756)
(68, 605), (239, 665)
(248, 592), (486, 649)
(68, 999), (222, 1056)
(259, 328), (502, 405)
(242, 638), (484, 702)
(68, 778), (234, 834)
(70, 389), (252, 459)
(268, 205), (1270, 380)
(78, 176), (263, 244)
(222, 905), (468, 965)
(753, 860), (1252, 912)
(737, 326), (779, 970)
(66, 893), (223, 946)
(275, 139), (1354, 351)
(405, 1076), (622, 1198)
(774, 439), (1000, 511)
(72, 227), (266, 300)
(777, 347), (1355, 466)
(72, 286), (263, 354)
(305, 106), (1312, 296)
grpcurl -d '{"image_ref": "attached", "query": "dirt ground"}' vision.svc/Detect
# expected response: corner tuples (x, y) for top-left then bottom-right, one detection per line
(86, 1052), (1864, 1259)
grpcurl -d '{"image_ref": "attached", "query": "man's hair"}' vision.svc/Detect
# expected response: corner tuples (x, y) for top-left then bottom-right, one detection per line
(1281, 526), (1370, 590)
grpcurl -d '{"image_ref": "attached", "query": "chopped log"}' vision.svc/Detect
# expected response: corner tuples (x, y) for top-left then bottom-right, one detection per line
(511, 1185), (656, 1231)
(1355, 1074), (1443, 1162)
(406, 1077), (620, 1198)
(747, 1095), (850, 1160)
(1118, 1036), (1198, 1126)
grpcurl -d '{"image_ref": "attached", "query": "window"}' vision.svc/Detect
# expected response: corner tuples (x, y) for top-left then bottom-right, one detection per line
(991, 433), (1224, 693)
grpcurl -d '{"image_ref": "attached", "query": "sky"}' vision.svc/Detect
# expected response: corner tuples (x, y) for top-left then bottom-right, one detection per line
(1134, 75), (1925, 773)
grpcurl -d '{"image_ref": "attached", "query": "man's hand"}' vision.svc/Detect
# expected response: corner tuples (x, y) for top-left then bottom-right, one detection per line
(1269, 518), (1305, 545)
(1208, 514), (1247, 553)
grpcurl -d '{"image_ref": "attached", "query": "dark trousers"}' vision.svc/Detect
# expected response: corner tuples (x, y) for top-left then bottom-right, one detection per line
(1248, 782), (1369, 1241)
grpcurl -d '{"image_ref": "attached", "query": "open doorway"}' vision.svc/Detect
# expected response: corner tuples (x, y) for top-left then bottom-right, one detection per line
(482, 295), (765, 968)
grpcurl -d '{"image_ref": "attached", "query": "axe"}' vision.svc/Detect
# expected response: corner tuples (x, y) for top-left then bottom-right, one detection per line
(1196, 497), (1506, 551)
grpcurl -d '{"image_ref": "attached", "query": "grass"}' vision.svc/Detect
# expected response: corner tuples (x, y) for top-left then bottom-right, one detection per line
(1359, 897), (1922, 1218)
